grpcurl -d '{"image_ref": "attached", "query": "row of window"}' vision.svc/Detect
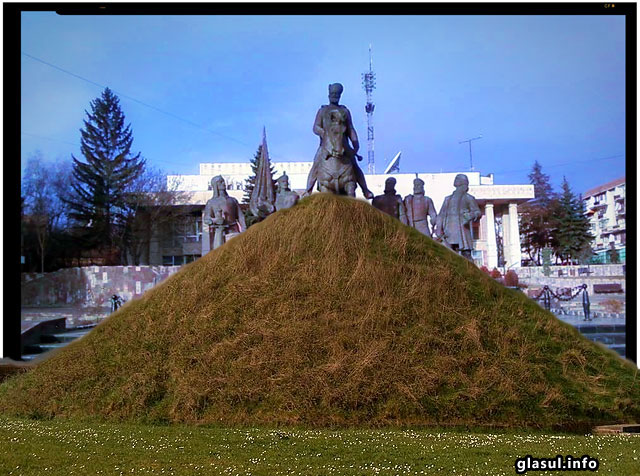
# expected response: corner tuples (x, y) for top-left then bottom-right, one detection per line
(208, 181), (245, 191)
(161, 216), (203, 248)
(162, 255), (199, 266)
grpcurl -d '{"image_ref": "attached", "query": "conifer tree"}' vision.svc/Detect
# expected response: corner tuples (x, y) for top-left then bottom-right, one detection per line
(66, 88), (145, 262)
(552, 177), (593, 264)
(519, 161), (557, 264)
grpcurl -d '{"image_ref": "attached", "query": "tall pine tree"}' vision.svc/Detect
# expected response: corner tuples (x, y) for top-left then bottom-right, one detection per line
(66, 88), (145, 263)
(552, 177), (593, 264)
(519, 161), (557, 264)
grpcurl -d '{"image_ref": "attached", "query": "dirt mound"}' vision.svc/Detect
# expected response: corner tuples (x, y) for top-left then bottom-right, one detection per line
(2, 194), (639, 430)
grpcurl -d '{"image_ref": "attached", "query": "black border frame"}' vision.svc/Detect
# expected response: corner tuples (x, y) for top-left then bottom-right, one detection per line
(4, 3), (637, 364)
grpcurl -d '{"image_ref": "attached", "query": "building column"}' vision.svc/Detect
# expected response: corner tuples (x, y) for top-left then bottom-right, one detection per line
(484, 203), (498, 269)
(507, 202), (522, 268)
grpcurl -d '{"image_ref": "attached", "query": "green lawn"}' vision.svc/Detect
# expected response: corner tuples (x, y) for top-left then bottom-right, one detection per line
(1, 417), (638, 475)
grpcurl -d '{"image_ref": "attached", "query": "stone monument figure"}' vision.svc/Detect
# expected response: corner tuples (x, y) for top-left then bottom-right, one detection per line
(249, 128), (276, 218)
(434, 174), (481, 260)
(304, 83), (374, 199)
(274, 173), (299, 211)
(404, 177), (438, 237)
(372, 177), (409, 225)
(203, 175), (247, 251)
(211, 208), (227, 249)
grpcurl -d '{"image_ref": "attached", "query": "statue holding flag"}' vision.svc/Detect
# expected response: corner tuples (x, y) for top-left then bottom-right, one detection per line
(249, 128), (277, 218)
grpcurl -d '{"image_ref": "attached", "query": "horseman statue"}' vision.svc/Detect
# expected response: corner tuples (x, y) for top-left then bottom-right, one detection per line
(305, 83), (373, 199)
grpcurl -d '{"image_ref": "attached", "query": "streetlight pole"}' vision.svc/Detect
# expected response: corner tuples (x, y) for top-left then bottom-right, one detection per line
(458, 135), (483, 171)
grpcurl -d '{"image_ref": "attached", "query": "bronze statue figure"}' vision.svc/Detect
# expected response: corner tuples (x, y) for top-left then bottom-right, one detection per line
(434, 174), (481, 260)
(203, 176), (247, 250)
(404, 177), (438, 237)
(274, 173), (299, 211)
(305, 83), (374, 199)
(372, 177), (409, 225)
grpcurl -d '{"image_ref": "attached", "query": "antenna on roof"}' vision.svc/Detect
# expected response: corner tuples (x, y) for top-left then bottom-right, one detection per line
(458, 135), (483, 171)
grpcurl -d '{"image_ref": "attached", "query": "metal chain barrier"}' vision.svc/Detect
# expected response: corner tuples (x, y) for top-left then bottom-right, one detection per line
(547, 285), (585, 302)
(531, 284), (591, 320)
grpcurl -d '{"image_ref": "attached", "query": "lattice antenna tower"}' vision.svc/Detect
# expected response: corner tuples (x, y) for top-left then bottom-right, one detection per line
(362, 44), (376, 174)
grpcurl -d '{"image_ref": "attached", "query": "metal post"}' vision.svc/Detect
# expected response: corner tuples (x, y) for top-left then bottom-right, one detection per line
(543, 286), (551, 311)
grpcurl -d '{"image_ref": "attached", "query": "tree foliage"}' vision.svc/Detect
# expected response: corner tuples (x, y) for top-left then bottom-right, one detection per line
(22, 152), (73, 272)
(552, 177), (594, 264)
(65, 88), (146, 263)
(608, 243), (620, 264)
(519, 161), (557, 265)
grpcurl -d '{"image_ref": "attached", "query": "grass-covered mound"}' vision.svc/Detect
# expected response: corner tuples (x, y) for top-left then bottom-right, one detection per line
(2, 194), (639, 430)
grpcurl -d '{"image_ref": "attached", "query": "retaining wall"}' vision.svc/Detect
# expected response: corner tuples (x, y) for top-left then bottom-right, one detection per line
(519, 276), (626, 295)
(21, 266), (182, 308)
(516, 264), (625, 279)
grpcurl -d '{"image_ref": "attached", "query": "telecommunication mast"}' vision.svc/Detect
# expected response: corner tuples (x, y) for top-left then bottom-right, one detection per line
(362, 45), (376, 174)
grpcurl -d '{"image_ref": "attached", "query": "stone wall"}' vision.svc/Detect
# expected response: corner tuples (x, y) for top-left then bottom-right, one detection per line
(520, 276), (625, 295)
(21, 266), (182, 308)
(516, 264), (625, 279)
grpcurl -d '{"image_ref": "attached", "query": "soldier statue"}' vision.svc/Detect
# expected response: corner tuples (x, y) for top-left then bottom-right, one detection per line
(434, 174), (481, 260)
(304, 83), (374, 199)
(274, 173), (300, 211)
(372, 177), (409, 225)
(404, 177), (438, 237)
(203, 175), (246, 250)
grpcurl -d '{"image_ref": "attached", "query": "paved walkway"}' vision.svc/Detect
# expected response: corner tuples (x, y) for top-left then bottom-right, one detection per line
(555, 313), (626, 328)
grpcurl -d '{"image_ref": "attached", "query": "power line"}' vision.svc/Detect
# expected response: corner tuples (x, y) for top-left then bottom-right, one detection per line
(495, 154), (624, 175)
(21, 131), (78, 147)
(421, 154), (624, 177)
(21, 131), (181, 169)
(21, 51), (284, 157)
(21, 54), (625, 178)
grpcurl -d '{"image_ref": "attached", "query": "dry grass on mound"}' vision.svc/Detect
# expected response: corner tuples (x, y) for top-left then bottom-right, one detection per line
(2, 194), (639, 431)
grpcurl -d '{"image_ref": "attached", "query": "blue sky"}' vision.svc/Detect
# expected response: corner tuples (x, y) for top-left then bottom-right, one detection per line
(21, 13), (626, 195)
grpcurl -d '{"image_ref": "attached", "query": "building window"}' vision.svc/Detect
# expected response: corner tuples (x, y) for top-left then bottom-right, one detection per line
(185, 254), (198, 264)
(162, 255), (179, 266)
(163, 255), (199, 266)
(593, 192), (606, 205)
(183, 216), (202, 243)
(162, 215), (202, 247)
(472, 221), (480, 241)
(472, 250), (483, 267)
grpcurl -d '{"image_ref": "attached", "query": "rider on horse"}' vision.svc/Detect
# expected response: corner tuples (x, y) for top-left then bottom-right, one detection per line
(304, 83), (374, 199)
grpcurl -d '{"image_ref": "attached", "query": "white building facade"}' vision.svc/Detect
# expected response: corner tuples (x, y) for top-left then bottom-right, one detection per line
(582, 177), (626, 263)
(161, 162), (534, 270)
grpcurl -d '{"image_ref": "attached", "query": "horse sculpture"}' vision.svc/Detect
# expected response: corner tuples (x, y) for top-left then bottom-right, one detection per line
(305, 83), (373, 199)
